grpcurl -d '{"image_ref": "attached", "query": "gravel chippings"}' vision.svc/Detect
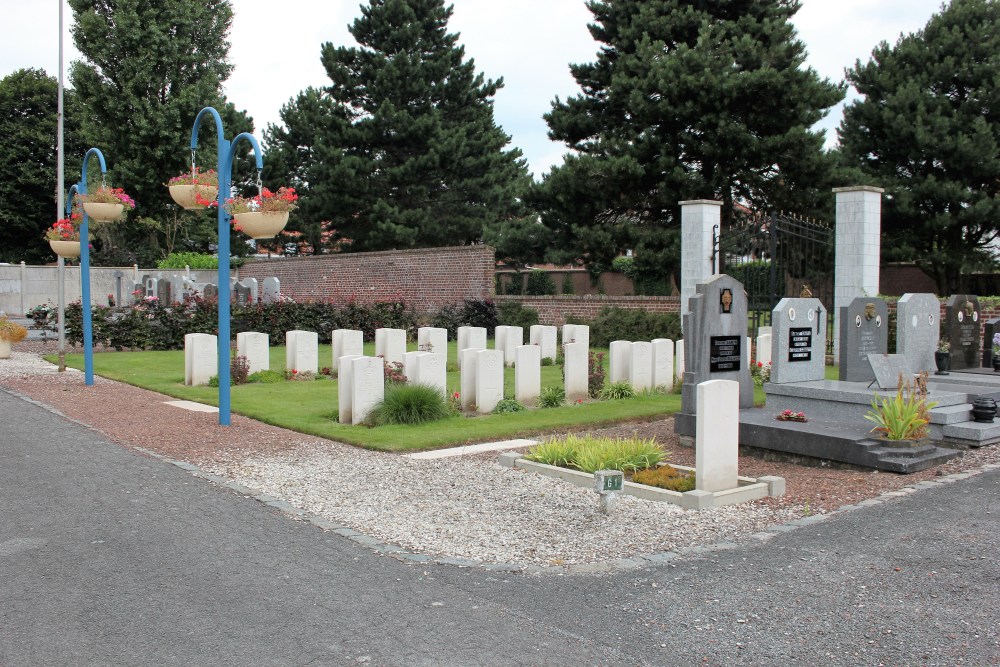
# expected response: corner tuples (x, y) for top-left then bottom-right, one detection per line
(4, 343), (999, 569)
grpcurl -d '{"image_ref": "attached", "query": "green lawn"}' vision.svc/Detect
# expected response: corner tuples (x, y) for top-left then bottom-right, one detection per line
(51, 342), (679, 452)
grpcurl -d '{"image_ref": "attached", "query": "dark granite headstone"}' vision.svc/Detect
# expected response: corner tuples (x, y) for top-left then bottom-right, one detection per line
(234, 283), (251, 308)
(203, 283), (218, 301)
(838, 297), (888, 382)
(982, 317), (1000, 367)
(944, 294), (980, 370)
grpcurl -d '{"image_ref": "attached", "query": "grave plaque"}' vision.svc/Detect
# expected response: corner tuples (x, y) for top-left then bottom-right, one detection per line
(709, 336), (741, 373)
(896, 293), (939, 374)
(944, 294), (981, 371)
(867, 353), (914, 390)
(788, 328), (812, 362)
(838, 298), (888, 382)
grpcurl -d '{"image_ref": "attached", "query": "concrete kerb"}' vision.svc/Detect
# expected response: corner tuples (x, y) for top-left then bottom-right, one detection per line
(5, 386), (998, 576)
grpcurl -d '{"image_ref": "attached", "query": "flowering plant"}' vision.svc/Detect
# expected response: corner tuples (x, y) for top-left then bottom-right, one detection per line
(44, 216), (81, 242)
(937, 339), (950, 353)
(78, 186), (135, 212)
(751, 360), (772, 388)
(225, 187), (298, 215)
(776, 409), (807, 422)
(992, 333), (1000, 355)
(166, 167), (218, 188)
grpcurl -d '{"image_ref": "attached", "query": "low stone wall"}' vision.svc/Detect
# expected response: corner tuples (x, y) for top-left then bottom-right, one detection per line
(495, 294), (680, 326)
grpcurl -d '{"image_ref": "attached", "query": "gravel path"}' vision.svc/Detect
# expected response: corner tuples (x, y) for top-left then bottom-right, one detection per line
(3, 342), (999, 569)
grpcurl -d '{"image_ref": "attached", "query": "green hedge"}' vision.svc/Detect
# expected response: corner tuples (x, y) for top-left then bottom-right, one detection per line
(567, 306), (681, 348)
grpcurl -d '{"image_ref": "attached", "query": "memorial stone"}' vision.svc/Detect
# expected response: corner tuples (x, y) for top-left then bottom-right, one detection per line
(375, 328), (406, 366)
(609, 341), (632, 383)
(629, 341), (653, 391)
(514, 345), (541, 404)
(503, 326), (523, 366)
(203, 283), (218, 301)
(333, 329), (364, 375)
(867, 353), (914, 390)
(564, 341), (589, 401)
(262, 277), (280, 304)
(770, 297), (827, 384)
(460, 348), (479, 411)
(156, 278), (171, 305)
(755, 333), (772, 366)
(944, 294), (981, 370)
(529, 325), (558, 362)
(838, 297), (888, 382)
(404, 351), (428, 384)
(695, 380), (739, 492)
(651, 338), (675, 392)
(184, 333), (217, 386)
(457, 326), (487, 370)
(475, 349), (505, 414)
(241, 277), (259, 303)
(983, 317), (1000, 368)
(169, 275), (184, 304)
(337, 354), (365, 424)
(416, 352), (447, 396)
(675, 340), (685, 380)
(896, 293), (939, 375)
(236, 331), (269, 374)
(494, 326), (510, 355)
(234, 283), (251, 308)
(144, 276), (156, 299)
(351, 356), (384, 425)
(417, 327), (448, 354)
(287, 330), (318, 374)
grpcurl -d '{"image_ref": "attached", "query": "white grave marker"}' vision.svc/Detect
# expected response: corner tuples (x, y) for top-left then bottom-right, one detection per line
(675, 339), (686, 381)
(457, 326), (487, 370)
(756, 332), (772, 366)
(375, 328), (406, 366)
(417, 327), (448, 354)
(184, 333), (217, 386)
(287, 330), (318, 374)
(629, 341), (653, 391)
(530, 325), (558, 362)
(460, 348), (479, 411)
(417, 352), (447, 396)
(404, 351), (428, 383)
(503, 326), (523, 366)
(236, 331), (269, 374)
(651, 338), (675, 392)
(351, 356), (385, 425)
(609, 340), (632, 383)
(333, 329), (364, 375)
(564, 341), (589, 401)
(695, 379), (739, 492)
(475, 349), (505, 414)
(514, 345), (541, 404)
(337, 354), (365, 424)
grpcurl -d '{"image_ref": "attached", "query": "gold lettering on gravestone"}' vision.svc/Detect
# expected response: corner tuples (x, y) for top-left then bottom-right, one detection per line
(719, 288), (733, 314)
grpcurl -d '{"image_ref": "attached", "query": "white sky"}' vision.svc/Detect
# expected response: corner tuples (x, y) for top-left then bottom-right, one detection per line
(3, 1), (946, 180)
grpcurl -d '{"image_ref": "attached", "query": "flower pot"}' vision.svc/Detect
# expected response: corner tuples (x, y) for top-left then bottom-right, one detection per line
(880, 437), (926, 449)
(232, 211), (289, 239)
(168, 184), (218, 210)
(934, 351), (950, 375)
(49, 239), (81, 258)
(0, 339), (10, 359)
(992, 355), (1000, 372)
(82, 202), (124, 222)
(971, 397), (997, 423)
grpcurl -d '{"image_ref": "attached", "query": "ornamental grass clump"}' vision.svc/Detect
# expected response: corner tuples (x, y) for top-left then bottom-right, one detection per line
(600, 381), (636, 400)
(0, 317), (29, 343)
(525, 434), (664, 474)
(631, 465), (695, 492)
(365, 383), (452, 426)
(537, 386), (565, 408)
(864, 381), (937, 441)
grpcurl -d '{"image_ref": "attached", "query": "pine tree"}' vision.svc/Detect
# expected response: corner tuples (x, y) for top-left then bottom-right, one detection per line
(534, 0), (843, 279)
(267, 0), (531, 253)
(838, 0), (1000, 294)
(68, 0), (252, 265)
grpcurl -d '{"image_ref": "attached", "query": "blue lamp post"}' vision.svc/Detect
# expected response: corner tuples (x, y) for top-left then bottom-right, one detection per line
(66, 147), (110, 387)
(189, 106), (265, 426)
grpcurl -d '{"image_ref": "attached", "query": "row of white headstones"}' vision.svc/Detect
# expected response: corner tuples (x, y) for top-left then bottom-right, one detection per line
(183, 325), (692, 425)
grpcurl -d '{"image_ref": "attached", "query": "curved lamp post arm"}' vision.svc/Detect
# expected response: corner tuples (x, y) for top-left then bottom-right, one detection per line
(74, 146), (108, 387)
(65, 183), (79, 217)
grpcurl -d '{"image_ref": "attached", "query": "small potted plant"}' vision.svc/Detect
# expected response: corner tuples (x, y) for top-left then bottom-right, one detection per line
(864, 382), (937, 447)
(225, 186), (298, 239)
(934, 339), (950, 375)
(166, 167), (219, 210)
(77, 186), (135, 222)
(0, 316), (29, 359)
(44, 216), (82, 258)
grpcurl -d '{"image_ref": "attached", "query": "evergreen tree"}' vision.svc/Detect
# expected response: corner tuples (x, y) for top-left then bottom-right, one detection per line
(267, 0), (531, 253)
(534, 0), (843, 279)
(838, 0), (1000, 294)
(68, 0), (253, 265)
(0, 68), (85, 263)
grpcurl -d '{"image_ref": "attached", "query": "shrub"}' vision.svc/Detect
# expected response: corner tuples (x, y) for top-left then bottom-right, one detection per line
(231, 354), (251, 385)
(493, 397), (526, 414)
(524, 269), (556, 295)
(497, 301), (539, 329)
(561, 273), (574, 295)
(537, 386), (565, 408)
(365, 383), (452, 426)
(156, 252), (219, 270)
(632, 465), (695, 492)
(569, 307), (681, 348)
(527, 434), (664, 474)
(588, 351), (605, 398)
(430, 302), (464, 339)
(600, 381), (636, 400)
(383, 360), (407, 384)
(248, 369), (284, 383)
(865, 382), (937, 440)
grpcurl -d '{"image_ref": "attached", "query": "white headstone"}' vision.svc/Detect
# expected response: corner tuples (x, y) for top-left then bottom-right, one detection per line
(351, 356), (385, 425)
(756, 332), (773, 366)
(695, 379), (739, 492)
(262, 277), (280, 304)
(609, 340), (632, 383)
(337, 354), (365, 424)
(333, 329), (364, 376)
(417, 327), (448, 354)
(514, 345), (541, 404)
(404, 350), (428, 384)
(651, 339), (675, 392)
(530, 325), (558, 362)
(503, 326), (523, 366)
(629, 341), (653, 391)
(375, 328), (406, 366)
(287, 330), (318, 374)
(572, 325), (590, 351)
(475, 349), (505, 414)
(675, 339), (686, 381)
(417, 352), (447, 396)
(494, 326), (510, 354)
(561, 324), (577, 347)
(564, 341), (589, 401)
(460, 348), (479, 411)
(184, 333), (217, 386)
(236, 331), (269, 374)
(458, 326), (487, 370)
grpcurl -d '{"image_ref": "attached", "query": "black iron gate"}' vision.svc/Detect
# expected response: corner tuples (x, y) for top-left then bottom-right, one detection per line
(713, 210), (835, 352)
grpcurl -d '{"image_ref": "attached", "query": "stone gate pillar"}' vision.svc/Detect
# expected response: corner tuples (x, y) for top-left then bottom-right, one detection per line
(833, 186), (884, 363)
(680, 200), (722, 331)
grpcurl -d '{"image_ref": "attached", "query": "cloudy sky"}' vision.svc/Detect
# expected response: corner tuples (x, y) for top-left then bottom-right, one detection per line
(4, 1), (945, 179)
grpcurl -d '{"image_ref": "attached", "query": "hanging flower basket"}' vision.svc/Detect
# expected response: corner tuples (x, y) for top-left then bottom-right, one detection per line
(166, 167), (219, 210)
(49, 240), (82, 258)
(232, 211), (290, 239)
(77, 187), (134, 222)
(82, 202), (124, 221)
(225, 186), (298, 239)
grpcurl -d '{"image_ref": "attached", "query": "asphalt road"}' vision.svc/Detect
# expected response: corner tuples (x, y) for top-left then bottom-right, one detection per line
(1, 389), (997, 666)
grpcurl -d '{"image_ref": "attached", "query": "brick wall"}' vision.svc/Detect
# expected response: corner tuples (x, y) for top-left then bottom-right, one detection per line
(496, 295), (680, 326)
(239, 245), (494, 312)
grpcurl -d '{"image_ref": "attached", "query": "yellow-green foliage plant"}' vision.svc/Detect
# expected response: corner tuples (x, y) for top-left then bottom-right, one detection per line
(864, 383), (937, 441)
(631, 465), (696, 492)
(0, 317), (28, 343)
(525, 434), (664, 473)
